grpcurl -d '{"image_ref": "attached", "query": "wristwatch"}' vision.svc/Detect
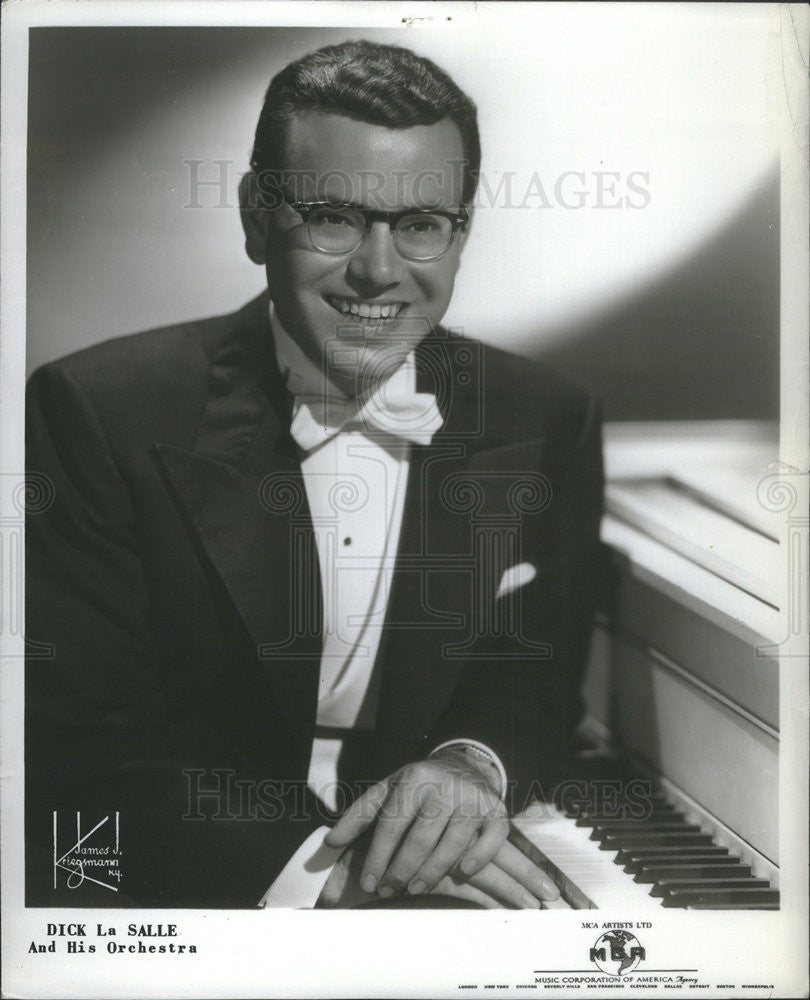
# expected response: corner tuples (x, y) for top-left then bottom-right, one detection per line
(429, 739), (508, 800)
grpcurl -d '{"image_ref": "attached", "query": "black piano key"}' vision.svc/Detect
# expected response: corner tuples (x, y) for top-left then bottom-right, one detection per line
(643, 794), (677, 813)
(685, 901), (780, 910)
(590, 821), (701, 841)
(588, 818), (692, 832)
(575, 812), (678, 827)
(574, 808), (686, 826)
(564, 791), (673, 820)
(636, 790), (670, 805)
(634, 862), (753, 883)
(651, 877), (771, 898)
(661, 887), (780, 907)
(576, 814), (680, 827)
(627, 852), (739, 875)
(599, 831), (714, 851)
(585, 812), (686, 826)
(568, 802), (682, 826)
(616, 845), (731, 867)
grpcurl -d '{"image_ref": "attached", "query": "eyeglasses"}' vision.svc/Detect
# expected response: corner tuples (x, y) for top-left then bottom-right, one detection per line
(283, 196), (469, 262)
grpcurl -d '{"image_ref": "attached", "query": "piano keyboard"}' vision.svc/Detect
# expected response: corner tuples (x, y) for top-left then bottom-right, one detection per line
(549, 425), (783, 913)
(511, 788), (780, 910)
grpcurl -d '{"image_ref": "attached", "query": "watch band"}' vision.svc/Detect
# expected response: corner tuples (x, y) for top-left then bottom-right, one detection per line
(429, 739), (508, 801)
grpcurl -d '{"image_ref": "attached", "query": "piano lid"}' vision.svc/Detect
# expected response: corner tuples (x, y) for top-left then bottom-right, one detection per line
(601, 420), (781, 642)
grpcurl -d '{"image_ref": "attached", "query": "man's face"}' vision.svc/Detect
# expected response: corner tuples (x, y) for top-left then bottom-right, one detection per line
(246, 110), (468, 396)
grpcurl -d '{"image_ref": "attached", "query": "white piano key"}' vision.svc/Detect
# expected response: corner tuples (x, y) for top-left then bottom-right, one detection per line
(512, 809), (664, 909)
(541, 895), (574, 910)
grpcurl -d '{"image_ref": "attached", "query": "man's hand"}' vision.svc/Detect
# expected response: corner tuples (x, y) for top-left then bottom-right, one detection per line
(325, 749), (504, 897)
(433, 839), (561, 908)
(318, 835), (561, 909)
(316, 833), (378, 909)
(324, 749), (558, 905)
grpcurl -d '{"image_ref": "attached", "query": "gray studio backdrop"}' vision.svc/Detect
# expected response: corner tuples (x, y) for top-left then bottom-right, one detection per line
(27, 21), (778, 421)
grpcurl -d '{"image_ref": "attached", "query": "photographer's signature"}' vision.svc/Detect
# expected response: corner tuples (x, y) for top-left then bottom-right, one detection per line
(53, 812), (122, 891)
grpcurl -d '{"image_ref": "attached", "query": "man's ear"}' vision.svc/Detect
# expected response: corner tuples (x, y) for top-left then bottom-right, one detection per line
(239, 172), (267, 265)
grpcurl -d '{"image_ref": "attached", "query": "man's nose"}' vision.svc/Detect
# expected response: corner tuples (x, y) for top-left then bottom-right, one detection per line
(346, 221), (405, 290)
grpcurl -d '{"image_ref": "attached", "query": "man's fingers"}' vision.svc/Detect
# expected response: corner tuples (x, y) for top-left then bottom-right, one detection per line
(491, 840), (560, 902)
(358, 779), (432, 893)
(326, 760), (506, 899)
(324, 779), (389, 848)
(541, 894), (573, 909)
(432, 874), (502, 909)
(374, 811), (448, 892)
(316, 849), (354, 907)
(455, 808), (509, 876)
(400, 812), (480, 893)
(465, 860), (543, 909)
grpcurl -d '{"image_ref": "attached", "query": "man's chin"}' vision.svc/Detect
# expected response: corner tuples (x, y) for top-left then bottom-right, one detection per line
(329, 342), (417, 397)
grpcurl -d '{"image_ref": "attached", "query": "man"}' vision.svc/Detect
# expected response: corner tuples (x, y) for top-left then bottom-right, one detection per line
(25, 40), (603, 908)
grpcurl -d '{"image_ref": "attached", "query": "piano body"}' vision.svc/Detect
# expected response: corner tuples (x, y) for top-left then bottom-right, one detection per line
(514, 421), (782, 909)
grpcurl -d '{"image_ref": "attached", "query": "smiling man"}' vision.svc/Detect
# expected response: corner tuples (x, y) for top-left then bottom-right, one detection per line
(25, 41), (603, 909)
(246, 110), (469, 396)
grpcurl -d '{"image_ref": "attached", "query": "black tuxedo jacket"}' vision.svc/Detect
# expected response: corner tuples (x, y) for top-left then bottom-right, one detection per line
(25, 293), (603, 907)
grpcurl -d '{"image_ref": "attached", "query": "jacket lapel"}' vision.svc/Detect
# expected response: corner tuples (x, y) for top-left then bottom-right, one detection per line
(152, 296), (321, 771)
(373, 335), (492, 755)
(373, 334), (551, 766)
(151, 304), (552, 777)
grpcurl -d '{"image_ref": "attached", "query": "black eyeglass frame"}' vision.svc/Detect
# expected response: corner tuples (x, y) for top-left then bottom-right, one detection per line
(281, 195), (470, 261)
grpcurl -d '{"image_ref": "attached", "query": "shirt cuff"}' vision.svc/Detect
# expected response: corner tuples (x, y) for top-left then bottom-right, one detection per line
(258, 826), (340, 908)
(428, 738), (508, 801)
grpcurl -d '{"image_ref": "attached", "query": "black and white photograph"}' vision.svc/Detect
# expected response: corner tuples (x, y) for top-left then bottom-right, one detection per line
(2, 2), (807, 997)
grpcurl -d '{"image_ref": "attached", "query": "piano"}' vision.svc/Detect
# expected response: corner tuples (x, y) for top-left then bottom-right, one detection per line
(512, 421), (782, 910)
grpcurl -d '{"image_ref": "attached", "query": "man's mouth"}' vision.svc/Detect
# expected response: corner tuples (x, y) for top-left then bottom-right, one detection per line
(325, 295), (406, 321)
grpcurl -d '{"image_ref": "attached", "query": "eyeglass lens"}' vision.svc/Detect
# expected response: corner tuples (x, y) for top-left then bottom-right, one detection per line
(307, 206), (455, 260)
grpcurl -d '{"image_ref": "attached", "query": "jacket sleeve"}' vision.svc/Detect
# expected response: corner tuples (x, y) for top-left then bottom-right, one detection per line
(25, 361), (321, 907)
(424, 391), (606, 813)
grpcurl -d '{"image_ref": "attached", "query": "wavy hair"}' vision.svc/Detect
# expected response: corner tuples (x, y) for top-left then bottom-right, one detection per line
(250, 40), (480, 205)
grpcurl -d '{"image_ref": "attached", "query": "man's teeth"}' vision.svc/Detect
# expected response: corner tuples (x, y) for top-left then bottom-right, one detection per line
(329, 298), (404, 320)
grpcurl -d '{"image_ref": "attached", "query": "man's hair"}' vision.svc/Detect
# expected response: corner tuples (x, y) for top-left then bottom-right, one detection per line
(250, 39), (480, 205)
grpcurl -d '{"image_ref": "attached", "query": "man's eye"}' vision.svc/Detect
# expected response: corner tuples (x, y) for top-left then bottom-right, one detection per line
(314, 211), (354, 228)
(400, 217), (442, 235)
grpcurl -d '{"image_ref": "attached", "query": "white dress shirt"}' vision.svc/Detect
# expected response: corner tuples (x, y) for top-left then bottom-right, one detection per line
(271, 308), (413, 810)
(262, 307), (506, 907)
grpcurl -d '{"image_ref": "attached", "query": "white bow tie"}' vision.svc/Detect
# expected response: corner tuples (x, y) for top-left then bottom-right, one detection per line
(290, 388), (443, 451)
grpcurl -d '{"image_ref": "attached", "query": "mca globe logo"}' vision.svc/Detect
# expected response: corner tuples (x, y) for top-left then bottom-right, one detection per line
(590, 930), (646, 977)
